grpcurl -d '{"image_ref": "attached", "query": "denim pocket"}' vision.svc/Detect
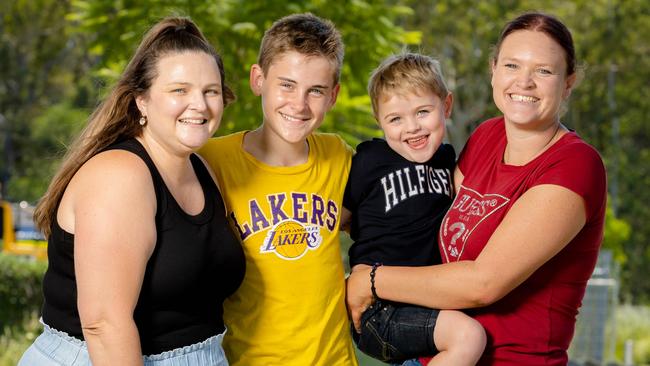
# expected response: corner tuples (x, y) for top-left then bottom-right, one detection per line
(356, 300), (405, 362)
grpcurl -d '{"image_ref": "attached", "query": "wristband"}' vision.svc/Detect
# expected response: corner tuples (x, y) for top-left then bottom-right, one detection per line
(370, 262), (382, 299)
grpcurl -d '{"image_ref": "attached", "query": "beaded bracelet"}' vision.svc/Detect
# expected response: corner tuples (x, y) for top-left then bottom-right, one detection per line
(370, 262), (383, 299)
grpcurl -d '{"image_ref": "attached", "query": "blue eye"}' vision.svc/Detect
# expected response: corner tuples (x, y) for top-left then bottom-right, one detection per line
(205, 89), (221, 96)
(504, 63), (518, 70)
(416, 110), (430, 117)
(172, 88), (186, 94)
(537, 68), (553, 75)
(309, 88), (324, 96)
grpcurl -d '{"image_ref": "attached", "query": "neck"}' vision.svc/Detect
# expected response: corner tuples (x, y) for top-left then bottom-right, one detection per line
(136, 136), (194, 185)
(243, 127), (309, 167)
(503, 121), (564, 166)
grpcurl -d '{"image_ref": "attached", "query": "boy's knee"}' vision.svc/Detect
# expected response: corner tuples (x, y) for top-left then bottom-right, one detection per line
(455, 318), (486, 356)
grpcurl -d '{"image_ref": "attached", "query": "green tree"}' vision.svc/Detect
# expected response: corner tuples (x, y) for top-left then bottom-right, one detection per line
(399, 0), (647, 303)
(0, 0), (93, 202)
(67, 0), (419, 145)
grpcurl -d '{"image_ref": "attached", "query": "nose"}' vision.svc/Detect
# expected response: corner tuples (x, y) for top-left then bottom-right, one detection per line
(189, 90), (207, 111)
(515, 69), (535, 89)
(289, 90), (309, 113)
(405, 117), (421, 133)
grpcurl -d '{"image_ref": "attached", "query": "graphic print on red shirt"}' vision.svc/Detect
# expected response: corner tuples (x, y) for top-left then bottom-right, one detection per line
(440, 186), (509, 262)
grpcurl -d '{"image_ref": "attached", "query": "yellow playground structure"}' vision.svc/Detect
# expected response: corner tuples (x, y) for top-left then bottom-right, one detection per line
(0, 200), (47, 260)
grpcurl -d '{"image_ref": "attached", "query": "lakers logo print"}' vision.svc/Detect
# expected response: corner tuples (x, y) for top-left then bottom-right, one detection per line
(260, 219), (323, 260)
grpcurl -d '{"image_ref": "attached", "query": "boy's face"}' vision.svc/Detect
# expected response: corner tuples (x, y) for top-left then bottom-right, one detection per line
(377, 89), (452, 163)
(250, 50), (339, 145)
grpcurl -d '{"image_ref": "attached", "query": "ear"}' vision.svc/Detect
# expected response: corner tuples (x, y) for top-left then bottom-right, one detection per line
(443, 92), (454, 118)
(490, 59), (497, 89)
(562, 73), (577, 100)
(135, 94), (147, 116)
(249, 64), (264, 96)
(327, 83), (341, 111)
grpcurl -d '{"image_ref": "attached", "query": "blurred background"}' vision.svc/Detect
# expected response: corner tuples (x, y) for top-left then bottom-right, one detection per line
(1, 0), (648, 365)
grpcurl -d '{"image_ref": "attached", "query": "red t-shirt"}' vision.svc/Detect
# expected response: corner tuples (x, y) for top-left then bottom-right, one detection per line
(436, 117), (606, 365)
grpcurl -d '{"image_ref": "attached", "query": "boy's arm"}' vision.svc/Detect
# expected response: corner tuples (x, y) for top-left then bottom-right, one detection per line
(339, 206), (352, 233)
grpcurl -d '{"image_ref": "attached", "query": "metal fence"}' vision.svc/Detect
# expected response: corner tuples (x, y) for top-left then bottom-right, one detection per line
(569, 249), (619, 365)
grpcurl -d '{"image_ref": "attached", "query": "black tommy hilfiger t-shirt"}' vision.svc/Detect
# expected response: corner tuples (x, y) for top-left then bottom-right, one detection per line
(344, 138), (455, 267)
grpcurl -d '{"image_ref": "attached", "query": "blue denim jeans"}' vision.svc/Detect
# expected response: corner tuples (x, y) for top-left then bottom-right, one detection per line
(353, 299), (439, 363)
(395, 360), (423, 366)
(18, 320), (228, 365)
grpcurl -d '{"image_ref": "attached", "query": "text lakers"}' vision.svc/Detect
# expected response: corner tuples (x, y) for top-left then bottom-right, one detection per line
(229, 192), (339, 260)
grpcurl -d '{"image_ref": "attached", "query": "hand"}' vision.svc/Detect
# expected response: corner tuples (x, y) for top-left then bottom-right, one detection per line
(345, 264), (373, 333)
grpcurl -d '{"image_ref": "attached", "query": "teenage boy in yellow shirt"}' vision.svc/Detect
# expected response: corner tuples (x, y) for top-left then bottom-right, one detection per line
(200, 13), (358, 366)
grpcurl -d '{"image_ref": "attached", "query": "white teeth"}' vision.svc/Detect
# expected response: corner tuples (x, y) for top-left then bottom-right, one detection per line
(510, 94), (539, 103)
(407, 136), (427, 144)
(179, 118), (205, 125)
(280, 112), (306, 122)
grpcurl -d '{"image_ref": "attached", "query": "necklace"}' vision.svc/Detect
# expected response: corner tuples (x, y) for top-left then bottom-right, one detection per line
(504, 123), (562, 165)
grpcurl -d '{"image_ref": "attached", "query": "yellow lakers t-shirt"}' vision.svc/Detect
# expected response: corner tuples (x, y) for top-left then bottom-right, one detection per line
(199, 131), (358, 366)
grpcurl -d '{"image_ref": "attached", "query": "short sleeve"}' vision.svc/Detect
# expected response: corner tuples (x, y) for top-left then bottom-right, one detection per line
(535, 140), (607, 221)
(458, 117), (504, 176)
(343, 146), (365, 212)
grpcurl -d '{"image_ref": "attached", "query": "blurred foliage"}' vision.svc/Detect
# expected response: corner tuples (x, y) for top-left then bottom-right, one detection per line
(0, 253), (46, 330)
(614, 304), (650, 364)
(0, 0), (647, 304)
(0, 313), (41, 366)
(65, 0), (419, 145)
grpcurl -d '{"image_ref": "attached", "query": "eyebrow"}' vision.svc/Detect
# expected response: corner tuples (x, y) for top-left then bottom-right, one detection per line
(381, 103), (435, 121)
(500, 57), (555, 68)
(165, 81), (222, 88)
(278, 77), (330, 90)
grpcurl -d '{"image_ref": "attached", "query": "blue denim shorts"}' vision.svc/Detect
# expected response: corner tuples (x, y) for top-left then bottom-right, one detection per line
(353, 299), (439, 363)
(18, 320), (229, 366)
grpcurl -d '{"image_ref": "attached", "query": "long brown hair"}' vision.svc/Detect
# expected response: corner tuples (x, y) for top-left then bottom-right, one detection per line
(34, 16), (235, 237)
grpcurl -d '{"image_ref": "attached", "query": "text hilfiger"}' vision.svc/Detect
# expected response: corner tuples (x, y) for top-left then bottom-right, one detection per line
(380, 166), (452, 212)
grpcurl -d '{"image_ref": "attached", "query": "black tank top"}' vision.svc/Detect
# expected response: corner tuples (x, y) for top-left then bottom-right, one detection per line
(41, 139), (245, 355)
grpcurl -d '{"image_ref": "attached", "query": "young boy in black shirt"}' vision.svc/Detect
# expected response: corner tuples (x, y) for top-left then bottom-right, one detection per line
(342, 53), (486, 365)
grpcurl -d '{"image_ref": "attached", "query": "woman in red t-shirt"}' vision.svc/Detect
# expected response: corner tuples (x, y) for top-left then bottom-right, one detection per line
(347, 12), (606, 366)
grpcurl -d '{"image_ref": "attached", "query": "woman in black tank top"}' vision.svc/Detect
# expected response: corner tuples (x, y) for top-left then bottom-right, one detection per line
(19, 17), (244, 366)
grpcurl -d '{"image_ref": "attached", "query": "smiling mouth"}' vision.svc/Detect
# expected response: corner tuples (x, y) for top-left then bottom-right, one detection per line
(279, 112), (309, 123)
(178, 118), (207, 125)
(509, 94), (539, 103)
(406, 135), (428, 148)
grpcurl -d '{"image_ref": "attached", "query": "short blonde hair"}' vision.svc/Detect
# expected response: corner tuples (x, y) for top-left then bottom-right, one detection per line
(368, 53), (449, 118)
(258, 13), (344, 84)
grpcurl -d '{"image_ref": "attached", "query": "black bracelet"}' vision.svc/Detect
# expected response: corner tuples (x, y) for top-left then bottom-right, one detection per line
(370, 262), (382, 299)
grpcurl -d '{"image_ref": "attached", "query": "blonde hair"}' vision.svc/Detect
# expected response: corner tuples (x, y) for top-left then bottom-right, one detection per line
(34, 16), (235, 237)
(257, 13), (344, 84)
(368, 52), (449, 118)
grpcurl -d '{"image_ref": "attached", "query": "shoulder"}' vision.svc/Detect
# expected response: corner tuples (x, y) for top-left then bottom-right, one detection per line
(199, 131), (244, 154)
(355, 138), (388, 156)
(310, 132), (354, 158)
(458, 117), (504, 172)
(470, 116), (505, 140)
(546, 133), (605, 174)
(78, 149), (152, 185)
(537, 133), (607, 219)
(68, 149), (156, 213)
(436, 143), (456, 162)
(349, 139), (384, 173)
(198, 131), (246, 168)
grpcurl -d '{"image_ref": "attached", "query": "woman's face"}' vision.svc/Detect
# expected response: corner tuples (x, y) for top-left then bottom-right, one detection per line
(491, 30), (576, 128)
(136, 51), (224, 154)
